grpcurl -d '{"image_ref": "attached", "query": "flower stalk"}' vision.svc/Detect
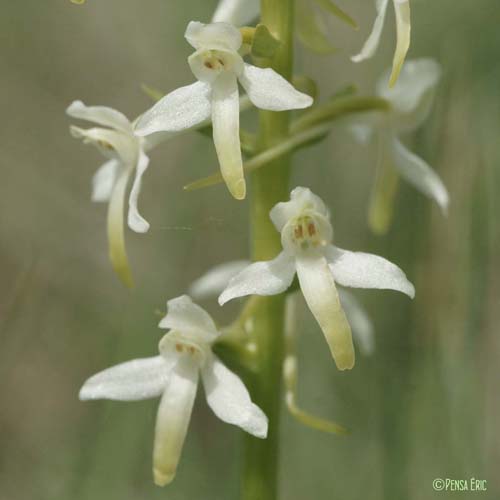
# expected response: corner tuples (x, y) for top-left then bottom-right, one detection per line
(241, 1), (294, 499)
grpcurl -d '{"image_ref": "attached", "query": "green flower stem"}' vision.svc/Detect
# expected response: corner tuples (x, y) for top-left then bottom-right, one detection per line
(184, 123), (330, 192)
(240, 1), (294, 499)
(291, 95), (389, 133)
(184, 98), (389, 193)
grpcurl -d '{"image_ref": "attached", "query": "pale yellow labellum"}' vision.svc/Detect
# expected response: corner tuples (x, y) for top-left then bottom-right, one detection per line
(107, 170), (134, 288)
(295, 255), (355, 370)
(389, 0), (411, 87)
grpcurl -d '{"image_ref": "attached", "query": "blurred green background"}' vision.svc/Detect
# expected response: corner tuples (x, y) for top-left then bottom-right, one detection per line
(1, 1), (499, 499)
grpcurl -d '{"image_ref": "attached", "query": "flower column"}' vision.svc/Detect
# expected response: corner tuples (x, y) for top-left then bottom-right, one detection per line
(243, 0), (294, 499)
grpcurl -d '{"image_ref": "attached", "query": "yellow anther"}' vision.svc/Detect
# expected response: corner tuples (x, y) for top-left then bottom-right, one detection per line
(291, 215), (322, 250)
(97, 140), (114, 151)
(201, 51), (228, 72)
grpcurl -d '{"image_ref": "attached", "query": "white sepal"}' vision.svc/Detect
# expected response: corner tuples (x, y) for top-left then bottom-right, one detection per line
(219, 251), (296, 305)
(239, 64), (313, 111)
(135, 81), (212, 136)
(127, 150), (151, 233)
(189, 260), (250, 299)
(295, 254), (355, 371)
(211, 0), (260, 26)
(270, 186), (329, 232)
(153, 358), (199, 487)
(91, 159), (119, 202)
(351, 0), (389, 63)
(66, 100), (132, 133)
(326, 245), (415, 298)
(159, 295), (219, 343)
(79, 356), (171, 401)
(392, 138), (448, 213)
(377, 58), (441, 128)
(185, 21), (242, 52)
(201, 353), (268, 438)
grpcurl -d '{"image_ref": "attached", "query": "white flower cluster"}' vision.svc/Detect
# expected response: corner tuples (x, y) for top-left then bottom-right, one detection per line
(80, 296), (267, 485)
(218, 187), (414, 370)
(67, 20), (311, 285)
(69, 0), (448, 488)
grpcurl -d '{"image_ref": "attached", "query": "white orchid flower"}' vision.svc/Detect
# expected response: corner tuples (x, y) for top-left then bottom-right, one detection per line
(189, 260), (252, 300)
(67, 101), (170, 286)
(135, 21), (313, 200)
(352, 0), (411, 87)
(212, 0), (259, 26)
(190, 260), (375, 356)
(79, 295), (267, 486)
(218, 187), (414, 371)
(351, 59), (448, 233)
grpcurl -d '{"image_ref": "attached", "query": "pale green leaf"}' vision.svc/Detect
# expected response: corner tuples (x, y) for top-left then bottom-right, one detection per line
(184, 123), (332, 192)
(296, 0), (337, 54)
(313, 0), (358, 29)
(250, 24), (281, 59)
(368, 139), (400, 234)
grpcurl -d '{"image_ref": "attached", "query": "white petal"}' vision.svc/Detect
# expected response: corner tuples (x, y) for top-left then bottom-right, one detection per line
(338, 289), (375, 356)
(91, 159), (119, 202)
(296, 254), (354, 370)
(201, 353), (268, 438)
(211, 0), (260, 26)
(142, 131), (176, 152)
(211, 74), (246, 200)
(218, 251), (296, 305)
(135, 81), (212, 136)
(389, 0), (411, 87)
(392, 138), (448, 213)
(159, 295), (219, 343)
(185, 21), (242, 52)
(66, 100), (132, 133)
(153, 358), (198, 486)
(188, 48), (244, 84)
(107, 169), (134, 287)
(239, 64), (313, 111)
(326, 245), (415, 298)
(269, 186), (329, 232)
(127, 150), (150, 233)
(349, 123), (375, 146)
(79, 356), (170, 401)
(351, 0), (389, 63)
(189, 260), (251, 299)
(377, 58), (441, 121)
(70, 125), (139, 168)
